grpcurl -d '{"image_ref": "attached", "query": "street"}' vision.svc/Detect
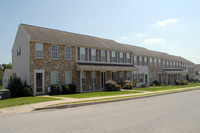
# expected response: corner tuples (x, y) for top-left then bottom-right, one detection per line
(1, 89), (200, 133)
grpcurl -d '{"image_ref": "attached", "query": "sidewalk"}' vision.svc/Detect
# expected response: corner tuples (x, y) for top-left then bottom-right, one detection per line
(0, 86), (199, 114)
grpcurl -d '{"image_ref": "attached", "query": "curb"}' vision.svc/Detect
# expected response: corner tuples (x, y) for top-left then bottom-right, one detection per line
(34, 87), (200, 111)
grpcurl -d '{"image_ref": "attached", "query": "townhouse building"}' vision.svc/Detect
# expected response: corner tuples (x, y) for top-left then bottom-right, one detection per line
(12, 24), (195, 95)
(195, 64), (200, 80)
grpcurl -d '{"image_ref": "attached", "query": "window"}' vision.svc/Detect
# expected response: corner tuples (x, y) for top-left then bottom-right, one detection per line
(155, 73), (157, 80)
(65, 71), (72, 85)
(17, 47), (21, 56)
(170, 61), (172, 68)
(158, 59), (161, 66)
(150, 73), (153, 82)
(112, 72), (117, 82)
(133, 74), (138, 81)
(163, 60), (165, 67)
(35, 43), (43, 58)
(51, 71), (58, 85)
(120, 52), (123, 63)
(127, 72), (131, 80)
(167, 61), (169, 68)
(91, 49), (96, 62)
(101, 50), (106, 62)
(144, 57), (147, 65)
(139, 74), (143, 82)
(139, 56), (142, 65)
(150, 58), (153, 66)
(112, 51), (116, 62)
(92, 72), (97, 84)
(51, 45), (58, 59)
(82, 72), (86, 85)
(134, 56), (137, 65)
(154, 58), (157, 67)
(65, 46), (71, 60)
(120, 72), (124, 81)
(80, 48), (86, 61)
(127, 53), (131, 63)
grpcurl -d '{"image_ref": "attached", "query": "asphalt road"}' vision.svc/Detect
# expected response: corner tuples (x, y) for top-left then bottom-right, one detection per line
(1, 89), (200, 133)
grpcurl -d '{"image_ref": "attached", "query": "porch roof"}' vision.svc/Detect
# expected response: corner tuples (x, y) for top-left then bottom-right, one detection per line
(77, 65), (138, 71)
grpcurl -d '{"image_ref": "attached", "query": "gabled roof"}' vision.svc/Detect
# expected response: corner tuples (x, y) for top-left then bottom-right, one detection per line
(21, 24), (130, 52)
(20, 24), (194, 64)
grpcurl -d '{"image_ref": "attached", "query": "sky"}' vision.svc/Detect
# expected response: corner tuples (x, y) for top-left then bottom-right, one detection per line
(0, 0), (200, 64)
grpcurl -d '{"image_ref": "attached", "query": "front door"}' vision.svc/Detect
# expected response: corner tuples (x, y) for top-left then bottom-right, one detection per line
(36, 73), (43, 95)
(101, 72), (106, 90)
(34, 70), (44, 96)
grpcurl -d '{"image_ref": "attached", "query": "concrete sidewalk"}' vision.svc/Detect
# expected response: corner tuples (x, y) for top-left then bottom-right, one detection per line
(0, 86), (199, 114)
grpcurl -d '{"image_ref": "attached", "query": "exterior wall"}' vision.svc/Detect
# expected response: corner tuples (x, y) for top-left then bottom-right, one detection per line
(29, 41), (78, 93)
(12, 26), (30, 84)
(2, 72), (8, 89)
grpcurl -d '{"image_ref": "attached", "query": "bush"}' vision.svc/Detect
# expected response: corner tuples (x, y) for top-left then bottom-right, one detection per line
(153, 80), (160, 86)
(6, 75), (33, 97)
(141, 84), (146, 88)
(180, 80), (189, 85)
(68, 83), (77, 94)
(134, 80), (138, 88)
(175, 80), (180, 85)
(50, 84), (62, 95)
(195, 79), (200, 83)
(113, 85), (121, 91)
(123, 83), (134, 90)
(105, 80), (116, 91)
(62, 85), (70, 94)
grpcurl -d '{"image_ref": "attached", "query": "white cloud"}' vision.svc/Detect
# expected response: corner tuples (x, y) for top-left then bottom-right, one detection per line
(136, 34), (146, 37)
(121, 36), (128, 40)
(154, 19), (178, 26)
(144, 38), (165, 44)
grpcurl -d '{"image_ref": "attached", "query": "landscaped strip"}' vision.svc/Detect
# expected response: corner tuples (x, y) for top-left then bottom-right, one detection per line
(0, 97), (61, 109)
(56, 90), (142, 99)
(53, 86), (200, 107)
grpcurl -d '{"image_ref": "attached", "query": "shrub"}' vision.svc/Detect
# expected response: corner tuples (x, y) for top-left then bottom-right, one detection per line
(180, 80), (189, 85)
(6, 75), (33, 97)
(105, 80), (116, 91)
(175, 80), (180, 85)
(113, 85), (121, 91)
(141, 84), (146, 88)
(153, 84), (156, 87)
(124, 80), (132, 84)
(153, 80), (160, 86)
(134, 80), (138, 88)
(68, 83), (77, 94)
(50, 84), (62, 95)
(195, 79), (200, 83)
(62, 85), (70, 94)
(123, 83), (134, 90)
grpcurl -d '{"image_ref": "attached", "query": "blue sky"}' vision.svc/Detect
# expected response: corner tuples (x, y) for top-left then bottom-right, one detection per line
(0, 0), (200, 64)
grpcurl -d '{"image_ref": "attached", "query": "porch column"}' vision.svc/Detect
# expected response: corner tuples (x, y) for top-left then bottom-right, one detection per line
(167, 74), (169, 85)
(80, 71), (82, 93)
(93, 71), (95, 91)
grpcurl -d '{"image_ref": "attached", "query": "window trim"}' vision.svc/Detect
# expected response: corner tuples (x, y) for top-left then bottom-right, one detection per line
(65, 71), (72, 85)
(65, 46), (72, 60)
(51, 71), (58, 85)
(51, 44), (58, 59)
(35, 43), (43, 59)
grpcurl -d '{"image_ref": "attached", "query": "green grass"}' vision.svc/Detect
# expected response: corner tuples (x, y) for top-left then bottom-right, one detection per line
(134, 83), (200, 91)
(56, 91), (141, 99)
(0, 85), (2, 90)
(0, 97), (61, 109)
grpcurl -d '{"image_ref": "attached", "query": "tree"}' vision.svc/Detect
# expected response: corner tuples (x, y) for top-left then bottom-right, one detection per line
(186, 74), (190, 81)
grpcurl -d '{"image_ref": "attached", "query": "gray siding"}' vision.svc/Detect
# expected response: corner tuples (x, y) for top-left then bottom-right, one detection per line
(12, 25), (30, 84)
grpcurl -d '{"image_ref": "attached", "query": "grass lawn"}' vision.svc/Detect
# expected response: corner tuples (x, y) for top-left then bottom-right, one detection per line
(134, 83), (200, 92)
(0, 85), (2, 90)
(0, 97), (61, 109)
(56, 91), (142, 99)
